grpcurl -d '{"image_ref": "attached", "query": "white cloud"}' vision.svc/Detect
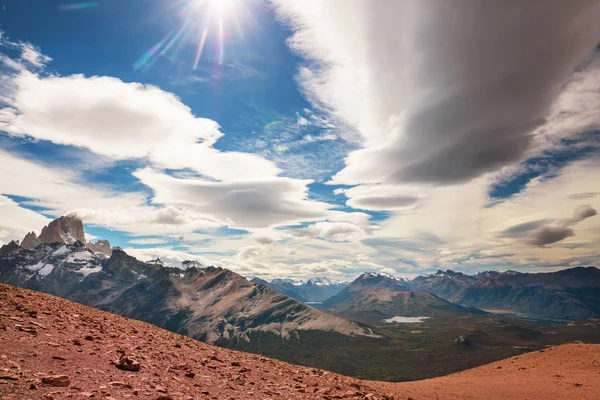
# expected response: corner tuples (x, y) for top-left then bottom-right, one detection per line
(0, 150), (144, 213)
(275, 0), (600, 186)
(292, 221), (373, 242)
(19, 43), (51, 68)
(128, 237), (170, 245)
(374, 157), (600, 272)
(0, 150), (221, 238)
(339, 185), (423, 211)
(0, 195), (51, 243)
(0, 72), (279, 181)
(123, 247), (216, 269)
(133, 167), (333, 229)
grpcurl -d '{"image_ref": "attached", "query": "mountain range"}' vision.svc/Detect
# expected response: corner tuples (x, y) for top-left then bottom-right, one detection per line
(2, 215), (600, 382)
(250, 276), (348, 303)
(258, 268), (600, 321)
(319, 272), (474, 325)
(3, 283), (599, 399)
(0, 216), (375, 344)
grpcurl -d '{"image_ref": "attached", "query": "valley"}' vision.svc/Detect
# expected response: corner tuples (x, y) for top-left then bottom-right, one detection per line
(1, 215), (600, 384)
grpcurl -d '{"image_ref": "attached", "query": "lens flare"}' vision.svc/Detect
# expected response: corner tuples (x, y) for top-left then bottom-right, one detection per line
(59, 2), (99, 11)
(264, 120), (284, 130)
(134, 36), (169, 71)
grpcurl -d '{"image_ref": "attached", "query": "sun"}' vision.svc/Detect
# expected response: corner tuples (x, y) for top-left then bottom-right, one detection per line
(134, 0), (251, 71)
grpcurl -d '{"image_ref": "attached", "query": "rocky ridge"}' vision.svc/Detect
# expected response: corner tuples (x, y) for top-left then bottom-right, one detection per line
(0, 244), (375, 344)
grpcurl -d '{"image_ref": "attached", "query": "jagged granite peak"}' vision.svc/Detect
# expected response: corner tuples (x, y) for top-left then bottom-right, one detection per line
(0, 240), (22, 257)
(146, 257), (164, 266)
(86, 239), (112, 258)
(182, 260), (202, 269)
(38, 214), (86, 245)
(20, 231), (41, 250)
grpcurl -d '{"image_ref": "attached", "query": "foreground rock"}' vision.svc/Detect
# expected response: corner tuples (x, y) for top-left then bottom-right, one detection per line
(1, 283), (599, 400)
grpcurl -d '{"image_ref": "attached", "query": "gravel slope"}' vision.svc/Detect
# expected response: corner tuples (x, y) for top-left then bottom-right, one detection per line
(1, 283), (598, 400)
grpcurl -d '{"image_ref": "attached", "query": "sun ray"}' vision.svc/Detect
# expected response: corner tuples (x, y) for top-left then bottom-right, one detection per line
(193, 28), (209, 70)
(134, 0), (253, 72)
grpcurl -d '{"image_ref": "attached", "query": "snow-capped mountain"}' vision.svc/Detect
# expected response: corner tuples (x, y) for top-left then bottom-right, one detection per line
(0, 216), (375, 344)
(251, 276), (348, 303)
(409, 269), (477, 299)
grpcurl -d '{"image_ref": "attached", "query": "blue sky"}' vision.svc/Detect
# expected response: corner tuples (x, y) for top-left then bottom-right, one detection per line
(0, 0), (599, 280)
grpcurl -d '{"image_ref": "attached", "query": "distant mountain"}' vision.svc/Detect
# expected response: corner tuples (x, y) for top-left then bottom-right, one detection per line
(0, 217), (375, 344)
(322, 272), (408, 308)
(250, 277), (309, 303)
(251, 276), (347, 303)
(453, 267), (600, 320)
(321, 272), (473, 324)
(409, 269), (477, 299)
(327, 287), (472, 325)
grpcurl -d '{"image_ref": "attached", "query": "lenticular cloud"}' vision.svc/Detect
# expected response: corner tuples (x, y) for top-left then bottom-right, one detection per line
(274, 0), (600, 186)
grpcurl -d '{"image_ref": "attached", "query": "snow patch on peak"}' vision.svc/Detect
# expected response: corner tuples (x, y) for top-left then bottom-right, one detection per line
(361, 271), (398, 280)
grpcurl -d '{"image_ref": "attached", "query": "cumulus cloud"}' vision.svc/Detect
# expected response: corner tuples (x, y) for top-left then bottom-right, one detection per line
(133, 167), (332, 229)
(0, 72), (280, 181)
(0, 150), (221, 238)
(293, 221), (371, 242)
(0, 195), (51, 243)
(525, 226), (575, 247)
(275, 0), (600, 186)
(0, 150), (144, 214)
(238, 245), (266, 259)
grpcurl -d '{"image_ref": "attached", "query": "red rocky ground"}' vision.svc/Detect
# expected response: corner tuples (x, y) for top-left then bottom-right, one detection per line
(1, 283), (599, 400)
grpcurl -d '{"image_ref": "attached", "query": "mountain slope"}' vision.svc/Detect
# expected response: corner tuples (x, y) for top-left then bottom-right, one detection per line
(409, 269), (477, 299)
(0, 242), (375, 344)
(327, 287), (471, 325)
(454, 267), (600, 320)
(2, 283), (599, 400)
(321, 272), (471, 324)
(322, 272), (408, 307)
